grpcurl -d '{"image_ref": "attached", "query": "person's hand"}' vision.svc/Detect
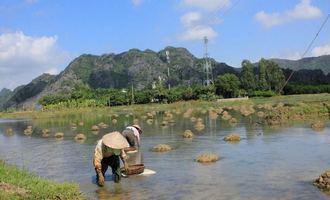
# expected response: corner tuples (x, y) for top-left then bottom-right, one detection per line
(96, 168), (105, 186)
(124, 162), (129, 173)
(98, 174), (105, 186)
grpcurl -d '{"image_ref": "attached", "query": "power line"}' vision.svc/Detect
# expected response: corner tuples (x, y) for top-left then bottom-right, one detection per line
(279, 13), (330, 94)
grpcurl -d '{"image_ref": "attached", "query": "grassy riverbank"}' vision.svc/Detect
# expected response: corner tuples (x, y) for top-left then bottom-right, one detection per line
(0, 93), (329, 121)
(0, 160), (85, 200)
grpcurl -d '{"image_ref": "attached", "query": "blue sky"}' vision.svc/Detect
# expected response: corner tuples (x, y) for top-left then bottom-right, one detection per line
(0, 0), (329, 90)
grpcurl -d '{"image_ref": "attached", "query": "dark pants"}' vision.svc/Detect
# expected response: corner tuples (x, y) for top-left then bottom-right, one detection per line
(96, 155), (121, 183)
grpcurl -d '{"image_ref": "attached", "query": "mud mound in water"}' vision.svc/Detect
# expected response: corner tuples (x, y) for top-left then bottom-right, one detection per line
(240, 105), (255, 117)
(91, 125), (99, 131)
(146, 119), (153, 125)
(5, 128), (13, 135)
(24, 126), (33, 136)
(222, 111), (232, 121)
(151, 144), (171, 152)
(257, 111), (265, 118)
(314, 170), (330, 191)
(224, 134), (241, 142)
(190, 117), (196, 122)
(98, 122), (108, 129)
(194, 121), (205, 131)
(183, 130), (194, 138)
(74, 133), (86, 143)
(229, 118), (238, 125)
(55, 132), (64, 138)
(311, 121), (325, 131)
(42, 129), (50, 138)
(133, 118), (139, 124)
(195, 153), (219, 163)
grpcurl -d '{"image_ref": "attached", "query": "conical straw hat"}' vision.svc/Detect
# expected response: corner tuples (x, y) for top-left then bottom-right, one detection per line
(132, 124), (142, 134)
(102, 131), (129, 149)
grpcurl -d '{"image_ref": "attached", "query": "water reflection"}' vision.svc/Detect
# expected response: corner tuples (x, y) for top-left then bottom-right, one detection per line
(0, 112), (329, 200)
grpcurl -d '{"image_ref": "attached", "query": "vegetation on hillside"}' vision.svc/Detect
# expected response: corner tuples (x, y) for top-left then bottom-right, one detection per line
(0, 47), (329, 111)
(35, 58), (330, 110)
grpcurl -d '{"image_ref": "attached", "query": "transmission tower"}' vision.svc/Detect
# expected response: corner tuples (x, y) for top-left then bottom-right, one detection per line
(166, 50), (171, 90)
(203, 36), (213, 86)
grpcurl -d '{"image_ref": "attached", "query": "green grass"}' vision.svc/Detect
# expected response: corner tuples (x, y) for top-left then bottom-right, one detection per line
(0, 160), (85, 200)
(0, 93), (329, 120)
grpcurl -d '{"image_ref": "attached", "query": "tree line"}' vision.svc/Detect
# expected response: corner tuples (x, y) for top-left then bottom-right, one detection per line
(38, 58), (330, 109)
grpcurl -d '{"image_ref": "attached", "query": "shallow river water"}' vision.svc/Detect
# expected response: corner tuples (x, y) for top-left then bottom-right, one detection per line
(0, 112), (329, 200)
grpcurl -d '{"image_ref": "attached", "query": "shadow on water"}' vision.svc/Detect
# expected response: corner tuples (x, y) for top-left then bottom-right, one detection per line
(0, 110), (330, 200)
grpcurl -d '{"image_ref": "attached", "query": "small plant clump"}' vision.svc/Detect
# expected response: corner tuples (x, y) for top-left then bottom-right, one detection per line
(229, 118), (237, 124)
(54, 132), (64, 138)
(183, 130), (194, 138)
(42, 129), (50, 138)
(195, 153), (219, 163)
(190, 117), (197, 122)
(183, 108), (194, 118)
(161, 121), (169, 126)
(146, 118), (153, 125)
(224, 134), (241, 142)
(24, 126), (33, 136)
(133, 118), (139, 124)
(5, 128), (13, 135)
(314, 170), (330, 191)
(311, 121), (325, 131)
(240, 105), (255, 117)
(98, 122), (109, 129)
(194, 120), (205, 131)
(209, 109), (218, 120)
(91, 125), (99, 131)
(257, 111), (265, 118)
(74, 133), (86, 143)
(221, 111), (232, 121)
(71, 123), (77, 128)
(151, 144), (171, 152)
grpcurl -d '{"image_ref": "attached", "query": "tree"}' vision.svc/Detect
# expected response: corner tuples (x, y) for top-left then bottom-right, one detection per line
(257, 59), (270, 90)
(240, 59), (256, 93)
(265, 61), (285, 93)
(215, 73), (241, 98)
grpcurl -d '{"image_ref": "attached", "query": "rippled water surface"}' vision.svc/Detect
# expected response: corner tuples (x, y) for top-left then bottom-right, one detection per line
(0, 112), (330, 200)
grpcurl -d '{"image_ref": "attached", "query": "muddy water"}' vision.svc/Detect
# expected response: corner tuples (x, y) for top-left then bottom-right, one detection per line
(0, 113), (330, 200)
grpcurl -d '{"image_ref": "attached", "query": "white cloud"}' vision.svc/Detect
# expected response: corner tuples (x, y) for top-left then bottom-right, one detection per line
(0, 31), (73, 90)
(255, 0), (322, 28)
(181, 12), (202, 28)
(312, 43), (330, 56)
(283, 52), (302, 60)
(132, 0), (143, 6)
(179, 11), (220, 41)
(179, 25), (217, 41)
(178, 1), (229, 41)
(182, 0), (231, 11)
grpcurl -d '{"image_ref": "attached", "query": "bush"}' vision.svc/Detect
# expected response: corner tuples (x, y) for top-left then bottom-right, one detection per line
(249, 90), (277, 97)
(284, 84), (330, 95)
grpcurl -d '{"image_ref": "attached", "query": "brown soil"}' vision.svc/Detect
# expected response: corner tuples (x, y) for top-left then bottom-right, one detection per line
(0, 182), (29, 195)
